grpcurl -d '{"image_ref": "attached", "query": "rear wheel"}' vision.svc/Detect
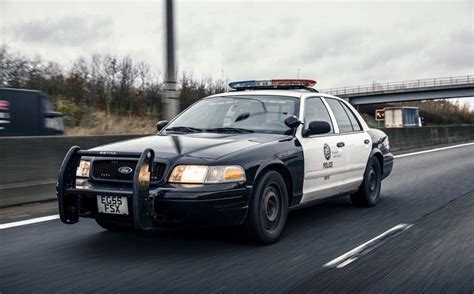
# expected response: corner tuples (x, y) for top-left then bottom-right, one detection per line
(351, 156), (382, 207)
(95, 219), (134, 232)
(246, 170), (288, 244)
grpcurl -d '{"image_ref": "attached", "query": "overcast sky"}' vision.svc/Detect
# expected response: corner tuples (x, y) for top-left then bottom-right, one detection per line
(0, 0), (473, 106)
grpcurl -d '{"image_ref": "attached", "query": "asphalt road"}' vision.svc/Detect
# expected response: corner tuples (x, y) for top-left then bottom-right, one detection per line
(1, 144), (473, 293)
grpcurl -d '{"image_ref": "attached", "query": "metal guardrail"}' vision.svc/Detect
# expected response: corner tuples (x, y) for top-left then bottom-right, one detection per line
(320, 75), (474, 96)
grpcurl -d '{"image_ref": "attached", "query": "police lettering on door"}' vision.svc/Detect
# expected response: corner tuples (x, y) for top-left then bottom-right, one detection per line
(323, 143), (333, 169)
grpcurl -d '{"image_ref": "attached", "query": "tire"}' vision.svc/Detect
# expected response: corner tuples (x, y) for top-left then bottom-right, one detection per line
(351, 156), (382, 207)
(246, 170), (289, 245)
(95, 219), (134, 232)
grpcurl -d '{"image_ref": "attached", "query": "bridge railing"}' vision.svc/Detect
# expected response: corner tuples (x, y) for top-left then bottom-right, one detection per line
(320, 75), (474, 96)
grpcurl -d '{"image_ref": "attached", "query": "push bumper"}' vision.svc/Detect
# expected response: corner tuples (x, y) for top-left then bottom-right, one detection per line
(57, 146), (157, 230)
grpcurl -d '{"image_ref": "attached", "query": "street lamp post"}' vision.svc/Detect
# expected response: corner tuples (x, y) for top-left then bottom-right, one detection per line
(164, 0), (179, 120)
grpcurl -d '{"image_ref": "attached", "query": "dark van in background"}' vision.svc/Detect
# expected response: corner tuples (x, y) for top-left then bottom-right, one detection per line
(0, 88), (64, 136)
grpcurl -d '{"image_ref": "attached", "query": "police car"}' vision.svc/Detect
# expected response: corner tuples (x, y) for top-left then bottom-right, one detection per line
(57, 79), (393, 244)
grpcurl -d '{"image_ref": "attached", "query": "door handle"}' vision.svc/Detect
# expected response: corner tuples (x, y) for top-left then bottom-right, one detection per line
(337, 142), (345, 148)
(364, 139), (370, 145)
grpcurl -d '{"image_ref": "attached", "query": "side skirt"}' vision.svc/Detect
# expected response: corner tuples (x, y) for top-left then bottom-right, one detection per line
(288, 190), (358, 212)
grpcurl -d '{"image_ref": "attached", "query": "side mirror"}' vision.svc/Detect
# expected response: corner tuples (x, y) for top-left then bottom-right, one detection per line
(156, 120), (169, 132)
(303, 121), (331, 137)
(284, 115), (301, 128)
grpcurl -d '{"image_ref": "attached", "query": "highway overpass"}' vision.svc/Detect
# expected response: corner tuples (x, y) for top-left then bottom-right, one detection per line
(321, 75), (474, 105)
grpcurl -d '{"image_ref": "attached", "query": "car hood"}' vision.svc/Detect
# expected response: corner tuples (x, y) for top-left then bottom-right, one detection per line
(91, 132), (287, 160)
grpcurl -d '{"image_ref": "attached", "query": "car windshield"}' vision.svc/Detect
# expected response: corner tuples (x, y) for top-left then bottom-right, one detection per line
(165, 95), (299, 135)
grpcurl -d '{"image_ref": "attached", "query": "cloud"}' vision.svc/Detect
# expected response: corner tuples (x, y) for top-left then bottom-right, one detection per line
(10, 17), (113, 46)
(1, 0), (472, 90)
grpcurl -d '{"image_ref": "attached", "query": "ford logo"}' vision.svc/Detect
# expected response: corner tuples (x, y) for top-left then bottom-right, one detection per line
(118, 166), (133, 174)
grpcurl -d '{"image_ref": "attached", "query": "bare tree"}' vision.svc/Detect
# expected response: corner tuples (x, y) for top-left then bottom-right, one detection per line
(104, 55), (118, 117)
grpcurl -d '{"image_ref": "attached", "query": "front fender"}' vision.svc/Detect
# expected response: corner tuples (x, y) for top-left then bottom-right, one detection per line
(254, 159), (287, 180)
(252, 154), (304, 207)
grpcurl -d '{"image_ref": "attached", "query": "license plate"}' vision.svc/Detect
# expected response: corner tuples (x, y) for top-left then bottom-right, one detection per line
(97, 195), (129, 215)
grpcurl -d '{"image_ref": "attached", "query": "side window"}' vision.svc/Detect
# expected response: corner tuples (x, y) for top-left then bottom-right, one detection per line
(340, 102), (362, 131)
(304, 97), (333, 133)
(325, 98), (353, 133)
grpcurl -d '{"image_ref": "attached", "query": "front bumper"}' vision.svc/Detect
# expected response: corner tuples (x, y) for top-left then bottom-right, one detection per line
(57, 147), (252, 229)
(77, 183), (251, 227)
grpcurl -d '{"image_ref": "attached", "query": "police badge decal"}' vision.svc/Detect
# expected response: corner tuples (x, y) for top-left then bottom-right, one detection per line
(323, 143), (331, 160)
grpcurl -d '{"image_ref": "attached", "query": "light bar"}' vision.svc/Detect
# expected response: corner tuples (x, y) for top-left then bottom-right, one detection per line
(229, 79), (317, 90)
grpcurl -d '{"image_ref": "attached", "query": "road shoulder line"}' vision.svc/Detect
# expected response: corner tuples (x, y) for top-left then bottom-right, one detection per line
(323, 223), (413, 269)
(394, 142), (474, 158)
(0, 214), (59, 230)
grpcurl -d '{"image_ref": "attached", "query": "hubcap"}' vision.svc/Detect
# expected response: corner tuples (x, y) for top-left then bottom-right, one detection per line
(261, 185), (281, 230)
(367, 166), (378, 198)
(265, 193), (278, 222)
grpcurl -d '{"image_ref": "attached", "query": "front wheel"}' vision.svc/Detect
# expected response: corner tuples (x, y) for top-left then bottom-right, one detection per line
(351, 156), (382, 207)
(246, 170), (288, 245)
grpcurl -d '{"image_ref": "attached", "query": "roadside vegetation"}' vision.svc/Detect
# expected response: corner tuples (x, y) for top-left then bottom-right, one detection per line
(1, 45), (472, 134)
(0, 45), (226, 134)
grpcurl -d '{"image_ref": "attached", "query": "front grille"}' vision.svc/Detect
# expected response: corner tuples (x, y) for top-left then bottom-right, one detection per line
(91, 159), (166, 183)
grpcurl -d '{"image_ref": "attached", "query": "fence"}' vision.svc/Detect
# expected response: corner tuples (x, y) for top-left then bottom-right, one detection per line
(320, 75), (474, 96)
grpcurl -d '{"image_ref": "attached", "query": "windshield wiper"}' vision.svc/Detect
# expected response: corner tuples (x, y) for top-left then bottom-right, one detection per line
(165, 126), (203, 133)
(205, 127), (254, 133)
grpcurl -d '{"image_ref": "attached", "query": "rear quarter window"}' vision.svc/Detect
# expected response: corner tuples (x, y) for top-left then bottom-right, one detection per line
(325, 98), (354, 133)
(340, 102), (362, 131)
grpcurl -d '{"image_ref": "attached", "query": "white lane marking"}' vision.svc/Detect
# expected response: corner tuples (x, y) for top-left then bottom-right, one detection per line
(0, 215), (59, 230)
(394, 142), (474, 159)
(323, 223), (413, 269)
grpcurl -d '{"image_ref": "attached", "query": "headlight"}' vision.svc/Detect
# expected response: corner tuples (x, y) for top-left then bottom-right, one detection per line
(169, 165), (246, 184)
(45, 117), (64, 132)
(76, 160), (91, 178)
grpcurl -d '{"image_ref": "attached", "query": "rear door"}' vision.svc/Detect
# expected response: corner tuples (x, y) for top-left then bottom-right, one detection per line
(297, 97), (347, 203)
(323, 98), (371, 193)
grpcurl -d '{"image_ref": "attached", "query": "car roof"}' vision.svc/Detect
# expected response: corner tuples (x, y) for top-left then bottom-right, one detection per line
(0, 87), (43, 94)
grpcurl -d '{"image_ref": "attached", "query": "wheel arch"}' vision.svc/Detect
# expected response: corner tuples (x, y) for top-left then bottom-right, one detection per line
(370, 148), (384, 169)
(254, 162), (294, 206)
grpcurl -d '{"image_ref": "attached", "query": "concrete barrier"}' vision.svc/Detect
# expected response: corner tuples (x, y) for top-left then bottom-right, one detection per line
(0, 134), (142, 207)
(382, 125), (474, 152)
(0, 126), (473, 207)
(0, 134), (143, 185)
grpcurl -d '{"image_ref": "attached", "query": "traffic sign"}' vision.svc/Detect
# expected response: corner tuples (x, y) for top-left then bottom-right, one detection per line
(375, 109), (385, 121)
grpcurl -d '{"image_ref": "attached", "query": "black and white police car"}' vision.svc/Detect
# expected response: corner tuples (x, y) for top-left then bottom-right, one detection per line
(57, 79), (393, 244)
